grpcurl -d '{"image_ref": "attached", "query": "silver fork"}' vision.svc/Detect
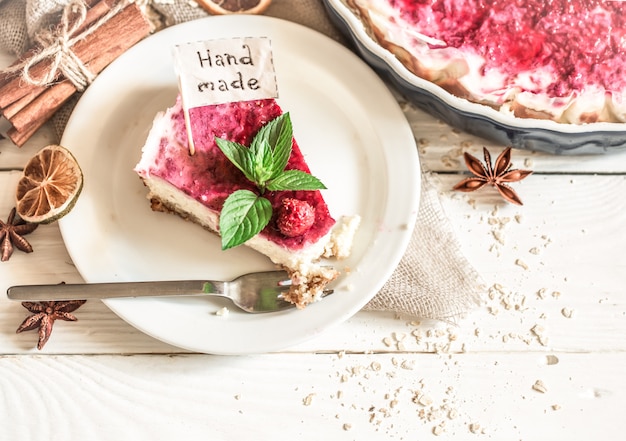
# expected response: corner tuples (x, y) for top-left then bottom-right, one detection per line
(6, 270), (332, 313)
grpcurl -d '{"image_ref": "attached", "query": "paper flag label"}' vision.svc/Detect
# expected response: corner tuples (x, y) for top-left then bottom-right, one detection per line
(173, 37), (278, 108)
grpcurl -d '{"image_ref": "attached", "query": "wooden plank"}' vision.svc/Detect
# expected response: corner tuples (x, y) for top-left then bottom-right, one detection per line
(0, 123), (57, 169)
(1, 352), (624, 440)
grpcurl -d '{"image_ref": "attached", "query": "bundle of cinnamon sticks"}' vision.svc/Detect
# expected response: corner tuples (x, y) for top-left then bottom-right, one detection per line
(0, 0), (151, 146)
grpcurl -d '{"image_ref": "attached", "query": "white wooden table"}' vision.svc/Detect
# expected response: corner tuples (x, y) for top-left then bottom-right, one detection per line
(2, 48), (625, 440)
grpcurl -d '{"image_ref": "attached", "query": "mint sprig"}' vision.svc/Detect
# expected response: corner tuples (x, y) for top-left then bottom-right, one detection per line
(215, 113), (326, 250)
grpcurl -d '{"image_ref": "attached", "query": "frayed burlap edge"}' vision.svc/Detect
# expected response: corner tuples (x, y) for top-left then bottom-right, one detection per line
(364, 165), (485, 322)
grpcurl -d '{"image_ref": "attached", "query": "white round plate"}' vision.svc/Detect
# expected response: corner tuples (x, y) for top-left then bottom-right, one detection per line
(59, 15), (420, 354)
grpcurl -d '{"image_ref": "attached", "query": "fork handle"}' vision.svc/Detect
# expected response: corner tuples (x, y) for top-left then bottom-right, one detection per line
(6, 280), (225, 302)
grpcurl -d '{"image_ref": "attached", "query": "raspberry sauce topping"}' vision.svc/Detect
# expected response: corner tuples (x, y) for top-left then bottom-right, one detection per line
(390, 0), (626, 96)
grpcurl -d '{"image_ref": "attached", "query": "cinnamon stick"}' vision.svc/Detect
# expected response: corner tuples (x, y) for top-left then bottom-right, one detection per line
(0, 0), (114, 89)
(0, 89), (42, 120)
(0, 0), (121, 109)
(5, 2), (151, 146)
(6, 121), (40, 147)
(9, 80), (76, 134)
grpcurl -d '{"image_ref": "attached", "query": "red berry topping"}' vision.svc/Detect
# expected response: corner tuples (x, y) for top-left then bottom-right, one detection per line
(277, 198), (315, 237)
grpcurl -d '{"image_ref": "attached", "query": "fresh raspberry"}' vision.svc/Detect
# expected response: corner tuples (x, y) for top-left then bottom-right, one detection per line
(276, 198), (315, 237)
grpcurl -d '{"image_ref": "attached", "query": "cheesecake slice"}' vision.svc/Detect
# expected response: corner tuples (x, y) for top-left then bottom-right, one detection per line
(134, 96), (359, 308)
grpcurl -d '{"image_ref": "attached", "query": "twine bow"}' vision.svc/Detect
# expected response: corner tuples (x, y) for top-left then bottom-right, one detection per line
(5, 0), (127, 91)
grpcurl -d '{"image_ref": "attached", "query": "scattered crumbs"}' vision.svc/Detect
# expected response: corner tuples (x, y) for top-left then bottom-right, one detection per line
(532, 380), (548, 394)
(488, 306), (500, 316)
(529, 247), (541, 255)
(215, 307), (229, 317)
(515, 258), (529, 270)
(413, 391), (433, 407)
(544, 355), (559, 365)
(552, 404), (561, 411)
(432, 423), (445, 436)
(561, 307), (575, 319)
(514, 214), (523, 223)
(492, 230), (505, 245)
(393, 332), (407, 342)
(541, 234), (553, 247)
(537, 288), (547, 299)
(469, 422), (482, 434)
(342, 423), (352, 431)
(302, 393), (316, 406)
(531, 324), (549, 346)
(552, 291), (562, 299)
(400, 359), (415, 370)
(234, 394), (240, 400)
(524, 158), (533, 168)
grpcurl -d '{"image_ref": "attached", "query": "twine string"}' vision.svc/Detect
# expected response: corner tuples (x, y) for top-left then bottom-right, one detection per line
(4, 0), (127, 91)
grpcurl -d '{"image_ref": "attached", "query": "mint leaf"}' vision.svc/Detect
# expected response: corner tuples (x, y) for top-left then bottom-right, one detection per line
(219, 190), (272, 250)
(215, 138), (255, 183)
(266, 170), (327, 191)
(252, 138), (274, 187)
(251, 113), (293, 179)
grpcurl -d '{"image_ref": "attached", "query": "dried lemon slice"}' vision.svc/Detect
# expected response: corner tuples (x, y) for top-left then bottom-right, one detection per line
(15, 144), (83, 224)
(197, 0), (272, 15)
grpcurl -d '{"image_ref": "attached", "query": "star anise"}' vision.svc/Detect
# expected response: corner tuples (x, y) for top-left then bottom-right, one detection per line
(453, 147), (533, 205)
(0, 207), (38, 262)
(16, 300), (87, 350)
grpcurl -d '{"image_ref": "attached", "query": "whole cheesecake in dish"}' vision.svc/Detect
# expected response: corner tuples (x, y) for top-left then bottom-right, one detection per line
(344, 0), (626, 124)
(134, 96), (359, 308)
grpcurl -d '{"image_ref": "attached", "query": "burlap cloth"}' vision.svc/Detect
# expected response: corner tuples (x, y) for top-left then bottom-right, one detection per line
(0, 0), (485, 322)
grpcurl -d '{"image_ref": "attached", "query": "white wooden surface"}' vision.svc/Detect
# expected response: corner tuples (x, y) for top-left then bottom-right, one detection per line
(2, 49), (626, 440)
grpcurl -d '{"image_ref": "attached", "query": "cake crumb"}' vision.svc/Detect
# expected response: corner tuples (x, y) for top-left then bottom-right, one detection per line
(469, 422), (482, 434)
(537, 288), (547, 299)
(561, 307), (575, 318)
(302, 393), (316, 406)
(532, 380), (548, 393)
(515, 258), (529, 270)
(414, 392), (433, 406)
(544, 355), (559, 365)
(215, 307), (229, 317)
